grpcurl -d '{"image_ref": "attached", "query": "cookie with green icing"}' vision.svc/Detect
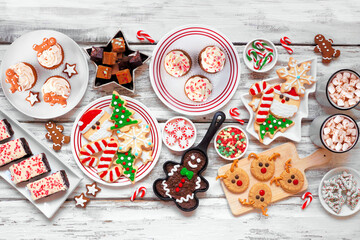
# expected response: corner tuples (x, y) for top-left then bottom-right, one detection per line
(114, 149), (138, 183)
(254, 114), (294, 143)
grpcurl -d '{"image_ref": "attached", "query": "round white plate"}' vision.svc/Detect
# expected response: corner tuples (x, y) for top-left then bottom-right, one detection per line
(71, 95), (161, 186)
(0, 30), (89, 119)
(318, 167), (360, 217)
(149, 25), (241, 116)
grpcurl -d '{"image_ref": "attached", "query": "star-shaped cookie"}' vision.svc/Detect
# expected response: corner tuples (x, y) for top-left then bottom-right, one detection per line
(86, 182), (101, 197)
(25, 91), (40, 106)
(276, 57), (315, 96)
(74, 193), (90, 208)
(63, 63), (78, 78)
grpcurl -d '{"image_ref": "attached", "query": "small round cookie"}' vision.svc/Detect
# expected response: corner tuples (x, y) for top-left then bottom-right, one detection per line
(278, 168), (304, 193)
(164, 49), (191, 77)
(248, 183), (272, 209)
(249, 153), (279, 181)
(184, 75), (213, 102)
(223, 168), (249, 193)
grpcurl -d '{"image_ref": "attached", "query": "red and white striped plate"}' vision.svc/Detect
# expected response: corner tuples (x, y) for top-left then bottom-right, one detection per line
(71, 96), (161, 186)
(149, 25), (241, 116)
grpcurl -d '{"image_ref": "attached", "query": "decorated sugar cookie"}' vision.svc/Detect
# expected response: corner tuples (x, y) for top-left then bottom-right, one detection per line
(79, 137), (116, 168)
(271, 159), (304, 193)
(254, 115), (294, 143)
(114, 150), (138, 183)
(314, 34), (340, 64)
(239, 183), (272, 216)
(117, 124), (152, 158)
(98, 166), (123, 183)
(78, 108), (113, 142)
(248, 152), (280, 181)
(216, 159), (249, 193)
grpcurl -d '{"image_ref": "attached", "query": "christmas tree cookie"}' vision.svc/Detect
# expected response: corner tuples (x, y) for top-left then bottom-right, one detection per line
(114, 149), (138, 183)
(109, 91), (141, 132)
(254, 114), (294, 143)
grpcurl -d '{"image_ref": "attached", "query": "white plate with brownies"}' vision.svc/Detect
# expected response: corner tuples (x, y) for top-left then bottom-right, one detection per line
(0, 30), (89, 119)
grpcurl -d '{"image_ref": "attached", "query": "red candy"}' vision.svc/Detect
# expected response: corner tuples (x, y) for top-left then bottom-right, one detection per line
(237, 180), (243, 186)
(261, 168), (267, 173)
(259, 190), (265, 196)
(293, 179), (299, 185)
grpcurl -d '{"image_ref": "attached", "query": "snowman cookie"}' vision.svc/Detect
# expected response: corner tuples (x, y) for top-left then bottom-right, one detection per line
(248, 152), (280, 181)
(239, 183), (272, 216)
(270, 159), (304, 193)
(216, 159), (250, 193)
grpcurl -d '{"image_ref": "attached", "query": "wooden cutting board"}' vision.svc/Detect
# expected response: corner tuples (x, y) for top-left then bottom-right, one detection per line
(217, 142), (331, 216)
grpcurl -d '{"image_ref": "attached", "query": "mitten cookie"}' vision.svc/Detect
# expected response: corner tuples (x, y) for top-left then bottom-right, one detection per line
(314, 34), (340, 64)
(45, 121), (70, 151)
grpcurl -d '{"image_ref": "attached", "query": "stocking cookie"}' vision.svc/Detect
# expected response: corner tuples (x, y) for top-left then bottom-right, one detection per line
(78, 108), (113, 142)
(248, 152), (280, 181)
(45, 121), (70, 151)
(153, 150), (209, 211)
(216, 159), (249, 193)
(314, 34), (341, 64)
(239, 183), (272, 216)
(276, 57), (316, 96)
(271, 159), (304, 193)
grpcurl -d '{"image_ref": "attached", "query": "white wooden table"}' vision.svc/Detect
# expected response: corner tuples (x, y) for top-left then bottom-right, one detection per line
(1, 1), (360, 239)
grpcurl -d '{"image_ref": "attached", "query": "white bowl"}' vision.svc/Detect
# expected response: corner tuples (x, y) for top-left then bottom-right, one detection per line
(243, 38), (278, 73)
(162, 116), (197, 152)
(318, 167), (360, 217)
(214, 125), (249, 161)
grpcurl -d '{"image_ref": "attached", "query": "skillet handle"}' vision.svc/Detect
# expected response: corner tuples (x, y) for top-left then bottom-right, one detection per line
(196, 111), (226, 153)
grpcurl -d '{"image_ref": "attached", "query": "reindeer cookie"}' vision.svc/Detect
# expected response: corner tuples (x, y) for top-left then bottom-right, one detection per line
(314, 34), (340, 64)
(45, 121), (70, 151)
(248, 152), (280, 181)
(270, 159), (304, 193)
(239, 183), (272, 216)
(216, 159), (249, 193)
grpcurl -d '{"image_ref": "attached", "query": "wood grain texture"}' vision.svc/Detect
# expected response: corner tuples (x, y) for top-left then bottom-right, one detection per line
(0, 0), (360, 239)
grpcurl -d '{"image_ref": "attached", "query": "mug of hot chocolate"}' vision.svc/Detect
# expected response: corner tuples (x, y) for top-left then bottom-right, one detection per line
(310, 114), (359, 153)
(315, 69), (360, 110)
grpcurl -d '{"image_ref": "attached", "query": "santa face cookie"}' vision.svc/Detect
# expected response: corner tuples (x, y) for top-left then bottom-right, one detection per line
(78, 109), (113, 142)
(270, 85), (300, 119)
(249, 152), (280, 181)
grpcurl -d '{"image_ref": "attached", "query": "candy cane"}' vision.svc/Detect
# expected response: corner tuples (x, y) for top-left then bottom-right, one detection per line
(79, 138), (114, 167)
(97, 139), (119, 173)
(130, 186), (147, 201)
(280, 37), (293, 54)
(249, 81), (270, 96)
(229, 108), (245, 125)
(253, 40), (274, 53)
(301, 192), (313, 210)
(136, 30), (155, 43)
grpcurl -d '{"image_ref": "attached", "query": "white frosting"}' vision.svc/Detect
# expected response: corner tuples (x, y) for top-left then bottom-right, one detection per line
(88, 120), (113, 142)
(200, 46), (226, 73)
(270, 99), (298, 118)
(185, 76), (213, 102)
(9, 63), (36, 91)
(37, 43), (63, 68)
(42, 77), (70, 98)
(164, 50), (191, 77)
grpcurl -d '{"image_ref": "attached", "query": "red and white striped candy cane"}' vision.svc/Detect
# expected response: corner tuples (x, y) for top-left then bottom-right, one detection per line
(130, 186), (147, 201)
(254, 40), (274, 53)
(98, 166), (122, 183)
(301, 192), (313, 210)
(229, 108), (245, 125)
(249, 81), (270, 96)
(137, 30), (155, 43)
(97, 139), (119, 173)
(79, 138), (113, 167)
(280, 37), (293, 54)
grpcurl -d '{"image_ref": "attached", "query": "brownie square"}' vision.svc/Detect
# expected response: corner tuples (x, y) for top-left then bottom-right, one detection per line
(102, 52), (117, 65)
(90, 47), (104, 64)
(96, 65), (112, 79)
(116, 69), (132, 85)
(129, 51), (143, 69)
(117, 56), (130, 70)
(111, 37), (126, 53)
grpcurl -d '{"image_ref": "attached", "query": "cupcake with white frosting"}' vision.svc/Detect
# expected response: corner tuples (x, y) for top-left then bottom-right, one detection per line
(198, 46), (226, 74)
(184, 75), (213, 102)
(42, 76), (71, 107)
(5, 62), (37, 93)
(33, 37), (64, 70)
(164, 49), (191, 77)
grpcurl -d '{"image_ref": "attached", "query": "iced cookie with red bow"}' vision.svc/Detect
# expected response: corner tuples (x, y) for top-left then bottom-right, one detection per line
(78, 108), (113, 142)
(33, 37), (64, 69)
(239, 183), (272, 216)
(270, 159), (304, 193)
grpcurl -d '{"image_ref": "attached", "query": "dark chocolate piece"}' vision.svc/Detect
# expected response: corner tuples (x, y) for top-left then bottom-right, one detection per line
(90, 47), (104, 64)
(60, 170), (70, 188)
(20, 138), (32, 157)
(129, 51), (143, 69)
(117, 56), (131, 70)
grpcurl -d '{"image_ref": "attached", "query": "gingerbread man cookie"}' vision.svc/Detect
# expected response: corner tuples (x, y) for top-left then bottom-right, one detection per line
(45, 121), (70, 151)
(239, 183), (272, 216)
(5, 69), (20, 93)
(314, 34), (340, 64)
(249, 152), (280, 181)
(216, 159), (249, 193)
(270, 159), (304, 193)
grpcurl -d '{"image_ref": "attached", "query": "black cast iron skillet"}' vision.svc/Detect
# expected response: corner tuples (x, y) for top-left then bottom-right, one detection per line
(153, 111), (226, 212)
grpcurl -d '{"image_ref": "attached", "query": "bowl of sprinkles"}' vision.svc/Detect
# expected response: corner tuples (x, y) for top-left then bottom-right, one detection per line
(214, 125), (248, 160)
(243, 38), (278, 73)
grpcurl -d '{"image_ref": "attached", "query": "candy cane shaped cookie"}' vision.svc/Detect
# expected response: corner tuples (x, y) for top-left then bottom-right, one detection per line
(79, 137), (115, 168)
(249, 81), (274, 123)
(97, 139), (119, 173)
(98, 166), (123, 183)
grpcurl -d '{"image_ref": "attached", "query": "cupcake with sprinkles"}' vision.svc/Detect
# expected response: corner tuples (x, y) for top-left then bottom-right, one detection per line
(184, 75), (213, 102)
(164, 49), (191, 77)
(33, 37), (64, 70)
(198, 45), (226, 74)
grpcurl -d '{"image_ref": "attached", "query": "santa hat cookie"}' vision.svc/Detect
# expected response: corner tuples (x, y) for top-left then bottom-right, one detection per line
(78, 108), (113, 142)
(79, 109), (105, 133)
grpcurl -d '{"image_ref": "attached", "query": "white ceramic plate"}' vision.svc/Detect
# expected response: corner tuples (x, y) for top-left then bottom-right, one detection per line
(149, 25), (241, 116)
(0, 30), (89, 119)
(71, 96), (161, 186)
(0, 109), (83, 219)
(318, 167), (360, 217)
(241, 57), (317, 145)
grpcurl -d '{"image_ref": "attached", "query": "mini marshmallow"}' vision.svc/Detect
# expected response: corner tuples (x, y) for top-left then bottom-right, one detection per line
(335, 143), (343, 152)
(334, 115), (343, 123)
(343, 72), (351, 79)
(337, 99), (345, 107)
(328, 71), (360, 108)
(323, 127), (331, 135)
(328, 84), (336, 94)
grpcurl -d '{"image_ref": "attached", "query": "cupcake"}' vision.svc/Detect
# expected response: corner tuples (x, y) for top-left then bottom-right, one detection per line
(33, 37), (64, 69)
(164, 50), (191, 77)
(198, 46), (226, 73)
(184, 75), (213, 102)
(42, 76), (71, 107)
(5, 62), (37, 93)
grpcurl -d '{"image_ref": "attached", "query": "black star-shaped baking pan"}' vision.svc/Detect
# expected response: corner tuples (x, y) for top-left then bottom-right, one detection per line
(85, 30), (150, 93)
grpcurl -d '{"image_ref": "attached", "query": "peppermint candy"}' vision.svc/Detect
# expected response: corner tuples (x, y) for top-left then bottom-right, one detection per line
(166, 134), (177, 146)
(174, 128), (185, 139)
(183, 126), (195, 138)
(178, 136), (189, 149)
(163, 118), (196, 150)
(164, 122), (177, 134)
(175, 119), (187, 129)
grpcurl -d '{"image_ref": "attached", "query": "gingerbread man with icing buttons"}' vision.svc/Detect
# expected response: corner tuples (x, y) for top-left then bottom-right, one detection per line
(45, 121), (70, 151)
(314, 34), (340, 63)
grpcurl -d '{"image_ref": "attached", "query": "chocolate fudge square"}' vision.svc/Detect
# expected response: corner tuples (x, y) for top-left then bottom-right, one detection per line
(116, 69), (132, 85)
(90, 47), (104, 64)
(129, 51), (143, 69)
(96, 65), (112, 79)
